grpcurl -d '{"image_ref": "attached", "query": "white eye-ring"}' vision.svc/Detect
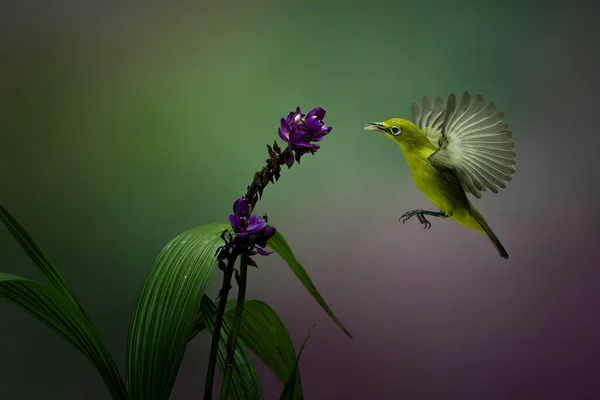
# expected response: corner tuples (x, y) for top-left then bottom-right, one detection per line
(390, 126), (401, 136)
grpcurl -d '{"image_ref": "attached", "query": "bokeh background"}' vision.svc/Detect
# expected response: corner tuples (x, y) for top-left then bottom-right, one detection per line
(2, 0), (599, 399)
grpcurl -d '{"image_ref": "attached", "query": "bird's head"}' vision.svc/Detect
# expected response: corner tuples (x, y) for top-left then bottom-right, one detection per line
(363, 118), (421, 145)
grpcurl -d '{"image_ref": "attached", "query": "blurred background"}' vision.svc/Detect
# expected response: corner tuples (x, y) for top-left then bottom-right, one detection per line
(1, 0), (599, 399)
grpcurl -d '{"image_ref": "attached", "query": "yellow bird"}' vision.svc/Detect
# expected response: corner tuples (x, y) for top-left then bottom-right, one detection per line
(365, 92), (516, 259)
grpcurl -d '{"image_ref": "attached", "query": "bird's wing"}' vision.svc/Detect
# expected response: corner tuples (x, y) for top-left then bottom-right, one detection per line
(410, 95), (447, 146)
(412, 91), (516, 199)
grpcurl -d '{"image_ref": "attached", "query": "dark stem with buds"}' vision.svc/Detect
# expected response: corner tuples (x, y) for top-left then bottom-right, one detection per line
(244, 141), (292, 213)
(218, 258), (248, 400)
(203, 105), (332, 398)
(203, 141), (289, 399)
(203, 250), (237, 400)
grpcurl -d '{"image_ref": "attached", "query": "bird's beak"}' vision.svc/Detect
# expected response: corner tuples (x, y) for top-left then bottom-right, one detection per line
(364, 122), (387, 133)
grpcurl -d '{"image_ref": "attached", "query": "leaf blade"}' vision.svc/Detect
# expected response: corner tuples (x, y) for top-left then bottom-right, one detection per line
(0, 204), (84, 313)
(0, 273), (127, 399)
(268, 231), (352, 339)
(125, 223), (229, 400)
(200, 294), (263, 400)
(224, 299), (302, 399)
(279, 329), (313, 400)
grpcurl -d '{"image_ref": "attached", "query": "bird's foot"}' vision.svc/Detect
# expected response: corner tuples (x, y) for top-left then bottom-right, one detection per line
(399, 209), (448, 230)
(400, 210), (432, 229)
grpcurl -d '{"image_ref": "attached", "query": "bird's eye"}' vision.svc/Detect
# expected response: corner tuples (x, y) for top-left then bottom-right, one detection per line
(390, 126), (401, 136)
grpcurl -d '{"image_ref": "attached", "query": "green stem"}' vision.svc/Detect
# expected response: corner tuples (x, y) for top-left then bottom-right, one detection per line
(218, 259), (248, 400)
(203, 254), (237, 400)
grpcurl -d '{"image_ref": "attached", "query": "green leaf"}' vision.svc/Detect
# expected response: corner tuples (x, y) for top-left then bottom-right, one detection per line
(126, 223), (229, 400)
(268, 231), (352, 339)
(200, 294), (263, 400)
(189, 310), (207, 339)
(0, 273), (127, 399)
(279, 329), (313, 400)
(0, 204), (85, 314)
(0, 205), (126, 399)
(190, 299), (303, 399)
(224, 299), (302, 399)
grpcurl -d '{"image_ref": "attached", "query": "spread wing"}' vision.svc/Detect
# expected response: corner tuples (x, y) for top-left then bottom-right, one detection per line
(410, 91), (517, 199)
(410, 95), (447, 146)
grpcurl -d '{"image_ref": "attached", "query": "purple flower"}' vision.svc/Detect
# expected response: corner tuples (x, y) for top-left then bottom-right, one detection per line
(228, 197), (276, 256)
(277, 106), (332, 166)
(286, 106), (305, 127)
(304, 107), (332, 141)
(253, 224), (276, 256)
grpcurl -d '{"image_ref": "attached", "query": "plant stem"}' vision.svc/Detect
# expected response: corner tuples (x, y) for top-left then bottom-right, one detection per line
(218, 259), (248, 400)
(205, 141), (287, 398)
(244, 142), (289, 213)
(203, 254), (237, 400)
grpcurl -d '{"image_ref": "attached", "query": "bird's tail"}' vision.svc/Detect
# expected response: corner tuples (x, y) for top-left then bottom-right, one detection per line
(470, 207), (509, 259)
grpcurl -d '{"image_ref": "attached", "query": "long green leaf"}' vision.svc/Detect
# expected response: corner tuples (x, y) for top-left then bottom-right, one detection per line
(268, 231), (352, 339)
(0, 204), (85, 314)
(125, 223), (229, 400)
(190, 310), (207, 339)
(279, 329), (313, 400)
(200, 295), (263, 400)
(0, 273), (127, 399)
(224, 299), (302, 399)
(0, 205), (126, 398)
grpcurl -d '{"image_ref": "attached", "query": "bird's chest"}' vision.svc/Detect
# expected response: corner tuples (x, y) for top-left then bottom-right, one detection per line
(405, 155), (457, 213)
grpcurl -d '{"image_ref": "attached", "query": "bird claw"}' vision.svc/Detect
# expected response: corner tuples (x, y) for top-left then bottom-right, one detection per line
(416, 213), (432, 230)
(399, 211), (414, 225)
(399, 209), (433, 230)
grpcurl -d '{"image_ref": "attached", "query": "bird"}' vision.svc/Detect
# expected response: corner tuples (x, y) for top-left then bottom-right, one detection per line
(364, 92), (516, 259)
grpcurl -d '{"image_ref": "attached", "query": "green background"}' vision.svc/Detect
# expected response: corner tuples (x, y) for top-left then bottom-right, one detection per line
(2, 0), (599, 399)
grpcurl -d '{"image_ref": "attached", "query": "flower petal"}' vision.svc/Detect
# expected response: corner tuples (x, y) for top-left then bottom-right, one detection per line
(311, 125), (331, 141)
(287, 106), (304, 124)
(228, 213), (239, 231)
(263, 226), (276, 239)
(238, 216), (249, 231)
(289, 128), (305, 144)
(278, 118), (291, 142)
(280, 117), (291, 133)
(278, 127), (290, 142)
(311, 130), (327, 140)
(233, 197), (249, 215)
(247, 215), (267, 233)
(293, 141), (314, 148)
(256, 247), (273, 256)
(307, 106), (326, 120)
(305, 115), (319, 130)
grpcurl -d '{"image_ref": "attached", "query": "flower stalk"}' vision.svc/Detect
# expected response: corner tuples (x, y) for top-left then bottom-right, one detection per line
(218, 259), (248, 400)
(203, 251), (237, 400)
(203, 106), (332, 399)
